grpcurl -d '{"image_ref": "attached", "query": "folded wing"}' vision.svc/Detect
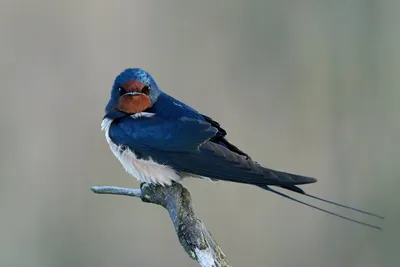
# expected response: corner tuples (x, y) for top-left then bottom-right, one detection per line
(109, 116), (316, 186)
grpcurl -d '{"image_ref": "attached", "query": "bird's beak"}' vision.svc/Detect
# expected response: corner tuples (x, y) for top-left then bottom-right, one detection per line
(123, 91), (144, 97)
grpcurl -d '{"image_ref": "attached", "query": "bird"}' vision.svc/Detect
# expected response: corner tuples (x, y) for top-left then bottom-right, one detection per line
(102, 68), (383, 229)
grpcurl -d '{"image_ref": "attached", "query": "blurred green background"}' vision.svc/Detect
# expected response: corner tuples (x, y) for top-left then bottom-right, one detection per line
(0, 1), (398, 266)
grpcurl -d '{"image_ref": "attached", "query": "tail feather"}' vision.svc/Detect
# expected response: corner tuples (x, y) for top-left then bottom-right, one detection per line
(303, 192), (384, 219)
(262, 168), (317, 186)
(258, 185), (382, 230)
(280, 185), (384, 219)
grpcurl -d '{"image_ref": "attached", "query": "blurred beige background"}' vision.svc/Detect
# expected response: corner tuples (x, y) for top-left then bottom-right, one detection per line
(0, 1), (399, 266)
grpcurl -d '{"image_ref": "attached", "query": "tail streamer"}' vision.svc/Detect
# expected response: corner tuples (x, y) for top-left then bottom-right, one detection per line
(259, 185), (382, 230)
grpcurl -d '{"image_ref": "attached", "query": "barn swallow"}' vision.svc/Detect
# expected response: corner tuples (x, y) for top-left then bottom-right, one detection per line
(102, 68), (383, 229)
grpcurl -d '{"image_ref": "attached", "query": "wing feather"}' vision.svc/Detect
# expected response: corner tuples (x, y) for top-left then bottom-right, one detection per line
(109, 116), (315, 186)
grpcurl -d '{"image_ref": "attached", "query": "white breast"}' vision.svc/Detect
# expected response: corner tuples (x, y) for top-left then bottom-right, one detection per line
(101, 116), (181, 186)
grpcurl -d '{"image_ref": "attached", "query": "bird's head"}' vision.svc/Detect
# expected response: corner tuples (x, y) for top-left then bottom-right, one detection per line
(105, 68), (161, 117)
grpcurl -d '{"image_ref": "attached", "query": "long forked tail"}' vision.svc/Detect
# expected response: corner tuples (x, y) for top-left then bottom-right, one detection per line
(303, 192), (384, 219)
(258, 185), (383, 230)
(281, 185), (384, 219)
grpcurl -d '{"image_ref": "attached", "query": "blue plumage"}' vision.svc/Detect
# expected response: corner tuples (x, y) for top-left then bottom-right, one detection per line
(109, 116), (217, 153)
(101, 68), (383, 230)
(105, 68), (316, 187)
(109, 115), (314, 186)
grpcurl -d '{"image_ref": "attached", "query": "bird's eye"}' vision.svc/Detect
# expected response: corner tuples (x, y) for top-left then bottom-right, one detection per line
(142, 85), (150, 95)
(118, 87), (127, 95)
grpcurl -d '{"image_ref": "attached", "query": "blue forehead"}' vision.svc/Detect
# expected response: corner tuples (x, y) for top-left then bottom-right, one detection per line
(114, 68), (156, 87)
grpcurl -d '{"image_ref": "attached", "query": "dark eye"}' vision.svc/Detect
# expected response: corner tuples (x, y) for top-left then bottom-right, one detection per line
(142, 85), (150, 95)
(118, 87), (127, 95)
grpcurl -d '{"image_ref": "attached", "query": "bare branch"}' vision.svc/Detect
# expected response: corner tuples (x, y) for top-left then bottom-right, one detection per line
(91, 186), (142, 198)
(91, 182), (231, 267)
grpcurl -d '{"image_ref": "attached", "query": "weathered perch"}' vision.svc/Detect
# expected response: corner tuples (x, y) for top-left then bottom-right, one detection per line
(91, 182), (231, 267)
